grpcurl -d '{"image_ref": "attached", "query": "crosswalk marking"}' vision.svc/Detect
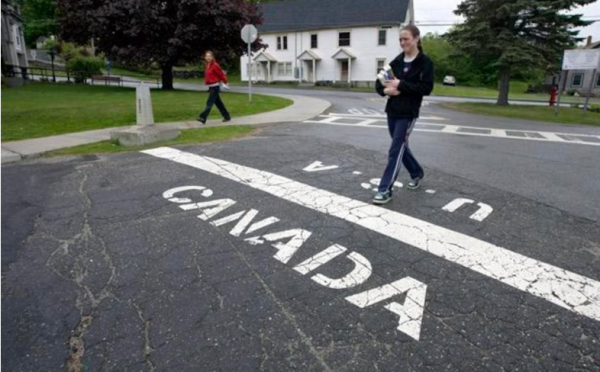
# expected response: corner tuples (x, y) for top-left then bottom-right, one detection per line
(327, 113), (447, 121)
(303, 115), (600, 147)
(143, 147), (600, 324)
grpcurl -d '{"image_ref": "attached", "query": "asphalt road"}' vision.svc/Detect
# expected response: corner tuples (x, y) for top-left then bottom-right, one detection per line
(2, 89), (600, 372)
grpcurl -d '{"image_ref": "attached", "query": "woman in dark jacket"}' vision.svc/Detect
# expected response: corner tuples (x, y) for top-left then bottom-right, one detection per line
(373, 25), (434, 205)
(198, 50), (231, 124)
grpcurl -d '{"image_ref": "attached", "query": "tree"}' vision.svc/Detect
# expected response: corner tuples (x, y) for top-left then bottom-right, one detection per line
(57, 0), (263, 90)
(423, 33), (484, 86)
(446, 0), (593, 105)
(15, 0), (59, 47)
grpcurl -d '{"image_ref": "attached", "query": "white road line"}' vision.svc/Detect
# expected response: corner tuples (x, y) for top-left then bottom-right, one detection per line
(441, 125), (460, 133)
(318, 116), (343, 124)
(303, 120), (443, 128)
(355, 119), (380, 126)
(143, 147), (600, 323)
(303, 118), (600, 146)
(539, 132), (569, 142)
(326, 113), (447, 121)
(490, 129), (507, 137)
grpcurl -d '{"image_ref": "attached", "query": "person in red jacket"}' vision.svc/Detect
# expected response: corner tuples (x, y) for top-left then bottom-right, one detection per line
(198, 51), (231, 124)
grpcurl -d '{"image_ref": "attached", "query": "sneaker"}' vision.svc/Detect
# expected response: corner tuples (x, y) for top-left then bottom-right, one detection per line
(222, 118), (231, 122)
(407, 176), (423, 190)
(372, 191), (392, 205)
(197, 117), (207, 124)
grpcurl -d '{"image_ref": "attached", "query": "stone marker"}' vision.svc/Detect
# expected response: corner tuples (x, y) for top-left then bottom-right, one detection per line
(111, 83), (180, 146)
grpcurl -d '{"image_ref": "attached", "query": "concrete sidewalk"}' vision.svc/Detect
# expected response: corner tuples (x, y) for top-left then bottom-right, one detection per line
(1, 93), (330, 164)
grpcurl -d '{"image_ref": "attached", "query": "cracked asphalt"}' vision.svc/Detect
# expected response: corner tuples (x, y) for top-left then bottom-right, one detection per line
(3, 96), (600, 371)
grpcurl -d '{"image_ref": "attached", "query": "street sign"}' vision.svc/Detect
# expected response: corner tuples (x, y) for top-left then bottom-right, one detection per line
(562, 49), (600, 70)
(241, 24), (258, 44)
(241, 24), (258, 103)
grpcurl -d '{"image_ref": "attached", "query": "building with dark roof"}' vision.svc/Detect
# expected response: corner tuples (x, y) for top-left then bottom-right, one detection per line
(241, 0), (414, 85)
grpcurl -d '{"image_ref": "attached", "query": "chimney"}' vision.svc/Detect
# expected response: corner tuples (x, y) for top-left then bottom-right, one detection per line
(587, 36), (592, 46)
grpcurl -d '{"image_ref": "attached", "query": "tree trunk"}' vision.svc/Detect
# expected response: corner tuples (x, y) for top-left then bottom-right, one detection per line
(496, 69), (510, 106)
(161, 64), (174, 90)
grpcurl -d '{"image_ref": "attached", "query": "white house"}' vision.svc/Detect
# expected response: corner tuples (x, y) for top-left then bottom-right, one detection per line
(241, 0), (414, 86)
(1, 0), (28, 69)
(568, 38), (600, 96)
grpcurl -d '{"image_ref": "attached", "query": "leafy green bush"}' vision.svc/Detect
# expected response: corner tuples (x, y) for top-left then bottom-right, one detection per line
(588, 104), (600, 113)
(67, 56), (103, 83)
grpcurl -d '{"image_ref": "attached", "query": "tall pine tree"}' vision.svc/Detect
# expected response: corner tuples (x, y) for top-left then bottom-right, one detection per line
(446, 0), (593, 105)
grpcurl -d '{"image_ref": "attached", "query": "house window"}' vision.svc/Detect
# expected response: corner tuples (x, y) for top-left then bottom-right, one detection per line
(596, 73), (600, 87)
(311, 34), (318, 49)
(376, 59), (386, 75)
(378, 29), (387, 46)
(277, 62), (293, 76)
(571, 73), (583, 87)
(13, 25), (22, 51)
(277, 36), (288, 50)
(339, 32), (351, 47)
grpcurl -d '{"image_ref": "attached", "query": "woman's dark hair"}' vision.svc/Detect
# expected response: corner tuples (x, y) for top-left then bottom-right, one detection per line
(401, 24), (423, 53)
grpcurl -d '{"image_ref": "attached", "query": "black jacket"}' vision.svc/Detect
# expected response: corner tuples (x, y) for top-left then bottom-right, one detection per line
(375, 52), (434, 118)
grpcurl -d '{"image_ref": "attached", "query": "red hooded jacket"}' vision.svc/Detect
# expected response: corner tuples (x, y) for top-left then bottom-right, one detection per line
(204, 61), (228, 85)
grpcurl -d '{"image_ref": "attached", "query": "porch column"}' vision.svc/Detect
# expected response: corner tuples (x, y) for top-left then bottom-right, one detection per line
(348, 58), (352, 84)
(313, 59), (316, 83)
(267, 62), (271, 83)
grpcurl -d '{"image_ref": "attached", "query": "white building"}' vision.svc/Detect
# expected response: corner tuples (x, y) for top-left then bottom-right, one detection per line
(568, 39), (600, 96)
(1, 0), (28, 70)
(241, 0), (414, 86)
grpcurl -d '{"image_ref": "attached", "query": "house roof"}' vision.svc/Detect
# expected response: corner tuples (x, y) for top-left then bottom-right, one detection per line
(36, 36), (47, 42)
(254, 51), (278, 62)
(585, 40), (600, 49)
(258, 0), (410, 33)
(298, 50), (322, 60)
(332, 48), (356, 59)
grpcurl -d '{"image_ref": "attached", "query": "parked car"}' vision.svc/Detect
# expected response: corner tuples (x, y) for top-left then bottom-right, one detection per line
(443, 75), (456, 86)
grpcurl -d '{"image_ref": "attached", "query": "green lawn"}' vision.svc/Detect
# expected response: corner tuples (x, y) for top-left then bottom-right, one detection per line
(104, 67), (158, 80)
(173, 73), (243, 86)
(2, 83), (292, 141)
(433, 82), (599, 104)
(45, 126), (257, 156)
(110, 66), (243, 86)
(441, 102), (600, 127)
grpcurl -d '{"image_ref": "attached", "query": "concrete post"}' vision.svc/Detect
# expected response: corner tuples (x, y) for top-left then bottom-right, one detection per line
(136, 83), (154, 126)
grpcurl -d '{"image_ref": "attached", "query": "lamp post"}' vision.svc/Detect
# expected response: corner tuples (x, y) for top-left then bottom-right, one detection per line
(48, 46), (56, 83)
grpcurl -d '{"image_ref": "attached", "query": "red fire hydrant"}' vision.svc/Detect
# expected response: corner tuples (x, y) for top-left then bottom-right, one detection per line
(549, 85), (558, 107)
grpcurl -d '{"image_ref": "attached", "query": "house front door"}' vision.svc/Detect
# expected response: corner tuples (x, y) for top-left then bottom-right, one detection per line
(340, 60), (349, 81)
(305, 61), (314, 83)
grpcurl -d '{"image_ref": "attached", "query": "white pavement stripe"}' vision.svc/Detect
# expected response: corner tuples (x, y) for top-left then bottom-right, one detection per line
(142, 147), (600, 323)
(303, 119), (600, 147)
(490, 129), (507, 137)
(303, 120), (443, 128)
(441, 125), (460, 133)
(539, 132), (570, 142)
(325, 113), (447, 121)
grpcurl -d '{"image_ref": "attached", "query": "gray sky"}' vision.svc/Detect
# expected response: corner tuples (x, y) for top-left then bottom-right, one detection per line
(414, 0), (599, 44)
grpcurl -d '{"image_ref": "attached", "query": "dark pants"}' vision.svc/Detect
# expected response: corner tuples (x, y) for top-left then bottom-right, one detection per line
(199, 86), (230, 121)
(378, 116), (424, 193)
